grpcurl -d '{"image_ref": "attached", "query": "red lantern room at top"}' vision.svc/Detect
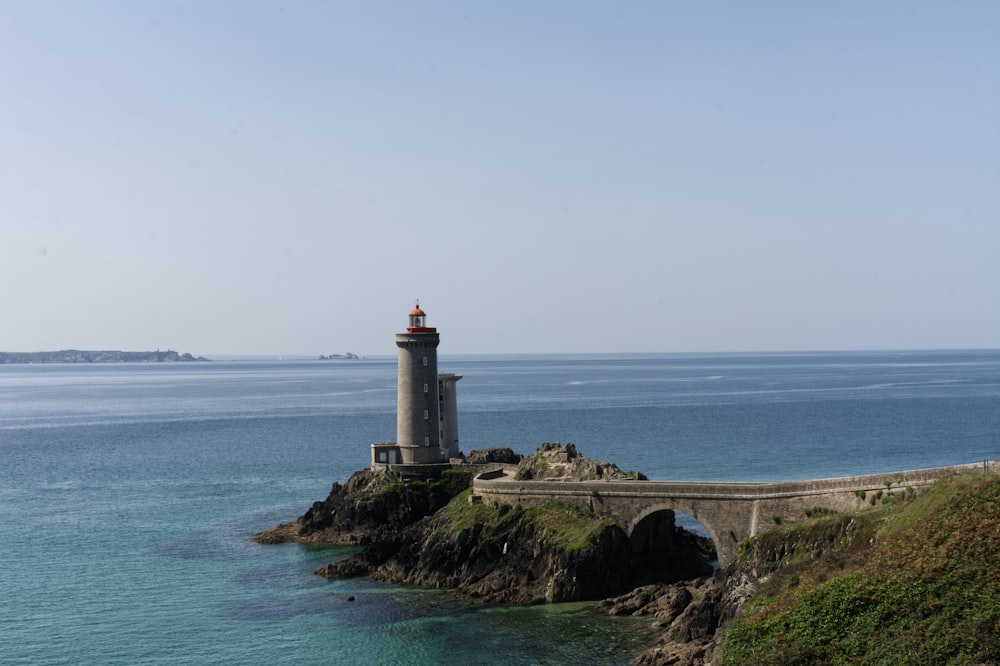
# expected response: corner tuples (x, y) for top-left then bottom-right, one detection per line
(407, 303), (437, 333)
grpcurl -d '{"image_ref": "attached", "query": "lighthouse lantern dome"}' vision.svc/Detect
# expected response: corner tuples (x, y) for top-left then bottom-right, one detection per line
(406, 303), (436, 333)
(409, 305), (426, 329)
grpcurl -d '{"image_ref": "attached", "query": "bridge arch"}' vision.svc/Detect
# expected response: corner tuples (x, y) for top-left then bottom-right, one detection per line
(628, 501), (725, 567)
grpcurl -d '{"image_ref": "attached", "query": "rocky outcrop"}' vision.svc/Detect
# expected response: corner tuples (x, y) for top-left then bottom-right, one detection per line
(464, 447), (523, 465)
(597, 561), (758, 665)
(317, 497), (634, 604)
(0, 349), (208, 363)
(257, 443), (719, 659)
(253, 467), (475, 545)
(514, 442), (647, 481)
(316, 489), (713, 605)
(307, 445), (712, 605)
(600, 577), (724, 665)
(255, 444), (640, 547)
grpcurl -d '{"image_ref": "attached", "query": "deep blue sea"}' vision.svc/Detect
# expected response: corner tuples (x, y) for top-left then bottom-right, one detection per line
(2, 351), (998, 665)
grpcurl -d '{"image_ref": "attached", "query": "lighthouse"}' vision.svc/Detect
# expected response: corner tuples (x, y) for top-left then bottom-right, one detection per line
(371, 303), (462, 469)
(383, 303), (460, 466)
(395, 303), (441, 463)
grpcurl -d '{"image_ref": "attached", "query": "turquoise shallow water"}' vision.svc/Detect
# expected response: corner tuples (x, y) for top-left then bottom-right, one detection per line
(2, 351), (998, 664)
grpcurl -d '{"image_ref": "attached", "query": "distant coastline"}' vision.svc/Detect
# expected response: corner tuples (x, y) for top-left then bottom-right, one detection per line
(0, 350), (210, 364)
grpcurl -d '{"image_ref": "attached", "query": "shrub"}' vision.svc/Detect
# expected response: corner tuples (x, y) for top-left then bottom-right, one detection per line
(721, 475), (1000, 665)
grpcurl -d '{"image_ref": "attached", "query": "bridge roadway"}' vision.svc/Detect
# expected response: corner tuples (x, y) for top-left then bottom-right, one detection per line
(472, 461), (998, 568)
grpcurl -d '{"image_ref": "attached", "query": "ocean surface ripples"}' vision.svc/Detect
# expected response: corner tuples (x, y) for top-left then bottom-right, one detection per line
(1, 351), (997, 664)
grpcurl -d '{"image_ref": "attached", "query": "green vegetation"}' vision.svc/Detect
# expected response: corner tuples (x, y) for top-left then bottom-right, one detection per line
(738, 511), (877, 574)
(803, 507), (838, 518)
(721, 474), (1000, 665)
(852, 482), (916, 509)
(339, 468), (477, 530)
(438, 488), (497, 533)
(372, 468), (473, 507)
(523, 502), (618, 554)
(436, 491), (617, 555)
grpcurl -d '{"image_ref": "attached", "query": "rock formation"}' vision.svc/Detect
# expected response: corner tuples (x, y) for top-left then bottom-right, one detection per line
(254, 467), (475, 546)
(258, 444), (713, 608)
(597, 562), (756, 664)
(316, 495), (634, 603)
(514, 442), (647, 481)
(463, 447), (523, 465)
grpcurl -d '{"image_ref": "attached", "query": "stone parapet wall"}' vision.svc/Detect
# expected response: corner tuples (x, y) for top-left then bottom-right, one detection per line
(475, 461), (996, 501)
(473, 461), (998, 567)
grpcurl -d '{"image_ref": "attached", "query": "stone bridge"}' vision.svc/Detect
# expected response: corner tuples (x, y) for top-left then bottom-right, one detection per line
(473, 461), (998, 568)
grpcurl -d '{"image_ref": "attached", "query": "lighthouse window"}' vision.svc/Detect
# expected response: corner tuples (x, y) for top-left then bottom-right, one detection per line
(424, 436), (430, 446)
(422, 357), (428, 366)
(423, 383), (428, 393)
(423, 410), (429, 420)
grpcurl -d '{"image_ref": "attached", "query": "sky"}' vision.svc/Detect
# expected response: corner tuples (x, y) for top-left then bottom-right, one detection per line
(2, 1), (998, 356)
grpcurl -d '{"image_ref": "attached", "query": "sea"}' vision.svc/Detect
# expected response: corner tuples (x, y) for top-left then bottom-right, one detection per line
(2, 350), (998, 665)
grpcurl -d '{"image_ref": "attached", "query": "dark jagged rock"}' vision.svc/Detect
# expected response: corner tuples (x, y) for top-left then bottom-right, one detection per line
(514, 442), (647, 481)
(464, 447), (523, 465)
(319, 496), (636, 604)
(598, 574), (727, 665)
(253, 467), (475, 546)
(627, 510), (714, 586)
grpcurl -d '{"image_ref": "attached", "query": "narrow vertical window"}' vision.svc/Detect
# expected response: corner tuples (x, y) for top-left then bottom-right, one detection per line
(424, 436), (430, 446)
(422, 357), (428, 366)
(423, 409), (429, 420)
(423, 383), (428, 393)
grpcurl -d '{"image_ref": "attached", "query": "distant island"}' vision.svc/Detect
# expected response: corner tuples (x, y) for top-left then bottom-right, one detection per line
(318, 352), (359, 360)
(0, 350), (210, 364)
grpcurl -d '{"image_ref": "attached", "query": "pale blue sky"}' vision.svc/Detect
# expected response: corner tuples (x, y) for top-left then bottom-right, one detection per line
(2, 1), (998, 355)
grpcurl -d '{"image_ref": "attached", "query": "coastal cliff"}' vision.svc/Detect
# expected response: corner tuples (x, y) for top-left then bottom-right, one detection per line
(256, 447), (1000, 664)
(255, 466), (478, 546)
(317, 488), (635, 603)
(256, 444), (713, 605)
